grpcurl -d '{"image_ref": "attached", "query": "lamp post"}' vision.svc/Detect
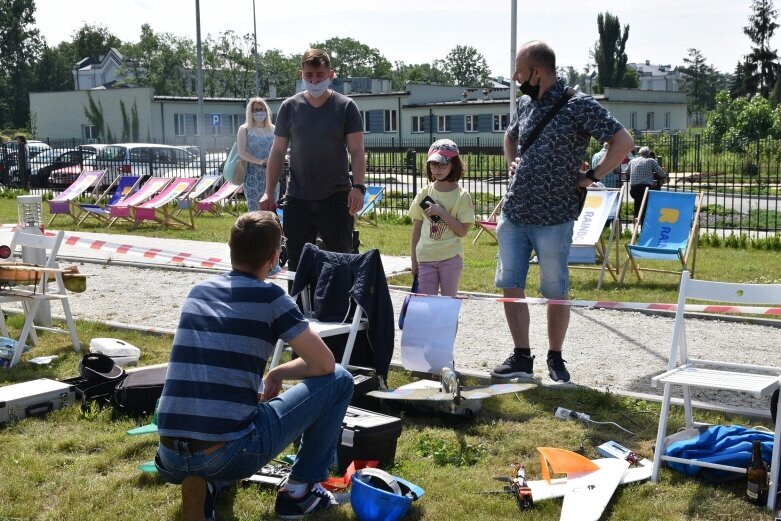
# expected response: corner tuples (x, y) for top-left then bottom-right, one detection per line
(252, 0), (260, 97)
(195, 0), (206, 176)
(509, 0), (517, 113)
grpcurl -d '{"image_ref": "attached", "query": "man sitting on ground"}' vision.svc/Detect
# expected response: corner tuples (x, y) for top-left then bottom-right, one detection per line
(154, 210), (353, 520)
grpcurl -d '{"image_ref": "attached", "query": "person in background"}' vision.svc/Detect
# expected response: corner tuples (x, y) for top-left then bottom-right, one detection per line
(154, 211), (353, 520)
(260, 48), (366, 271)
(15, 135), (29, 188)
(591, 142), (619, 188)
(237, 97), (277, 211)
(490, 40), (634, 384)
(628, 146), (667, 225)
(408, 139), (475, 297)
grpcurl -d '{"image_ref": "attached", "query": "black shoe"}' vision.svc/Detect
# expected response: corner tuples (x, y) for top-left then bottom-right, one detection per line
(490, 352), (534, 378)
(275, 482), (337, 519)
(547, 356), (570, 383)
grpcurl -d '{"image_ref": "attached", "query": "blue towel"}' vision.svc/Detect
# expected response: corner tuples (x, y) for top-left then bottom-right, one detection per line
(665, 425), (773, 480)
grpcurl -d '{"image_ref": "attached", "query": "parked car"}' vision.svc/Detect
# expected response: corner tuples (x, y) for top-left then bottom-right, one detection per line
(2, 140), (52, 185)
(92, 143), (205, 187)
(9, 147), (82, 188)
(43, 148), (105, 188)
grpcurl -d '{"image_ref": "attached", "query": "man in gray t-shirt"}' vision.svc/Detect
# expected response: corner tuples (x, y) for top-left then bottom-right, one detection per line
(261, 49), (366, 271)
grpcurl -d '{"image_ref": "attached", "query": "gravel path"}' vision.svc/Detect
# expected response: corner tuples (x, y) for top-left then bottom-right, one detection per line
(41, 262), (781, 404)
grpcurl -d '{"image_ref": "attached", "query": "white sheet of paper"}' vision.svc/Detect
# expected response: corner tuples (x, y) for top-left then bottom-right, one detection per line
(401, 295), (461, 372)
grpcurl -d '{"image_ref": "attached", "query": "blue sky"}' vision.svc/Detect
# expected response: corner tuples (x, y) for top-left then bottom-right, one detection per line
(34, 0), (762, 77)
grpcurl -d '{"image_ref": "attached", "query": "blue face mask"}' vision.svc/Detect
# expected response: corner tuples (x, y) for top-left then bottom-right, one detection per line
(302, 78), (331, 98)
(252, 111), (266, 123)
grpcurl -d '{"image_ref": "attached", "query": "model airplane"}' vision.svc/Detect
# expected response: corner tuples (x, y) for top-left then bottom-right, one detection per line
(500, 447), (652, 520)
(367, 367), (535, 416)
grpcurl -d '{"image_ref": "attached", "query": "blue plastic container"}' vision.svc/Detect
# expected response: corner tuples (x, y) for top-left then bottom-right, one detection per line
(350, 472), (424, 521)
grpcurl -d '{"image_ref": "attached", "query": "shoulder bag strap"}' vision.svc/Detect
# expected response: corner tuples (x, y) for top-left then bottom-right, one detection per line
(519, 87), (575, 157)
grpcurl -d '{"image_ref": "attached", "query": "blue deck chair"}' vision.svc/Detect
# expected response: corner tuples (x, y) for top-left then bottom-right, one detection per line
(357, 185), (385, 226)
(76, 175), (141, 226)
(620, 189), (703, 283)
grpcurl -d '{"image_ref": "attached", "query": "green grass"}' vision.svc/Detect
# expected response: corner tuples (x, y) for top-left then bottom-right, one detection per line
(0, 198), (779, 519)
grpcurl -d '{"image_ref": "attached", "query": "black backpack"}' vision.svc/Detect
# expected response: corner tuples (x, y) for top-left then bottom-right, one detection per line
(113, 365), (167, 415)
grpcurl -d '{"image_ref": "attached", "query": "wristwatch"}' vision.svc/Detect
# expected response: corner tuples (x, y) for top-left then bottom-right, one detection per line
(352, 184), (367, 195)
(585, 169), (599, 183)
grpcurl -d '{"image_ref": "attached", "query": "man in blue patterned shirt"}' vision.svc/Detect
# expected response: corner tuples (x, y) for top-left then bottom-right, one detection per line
(490, 41), (634, 383)
(155, 211), (353, 520)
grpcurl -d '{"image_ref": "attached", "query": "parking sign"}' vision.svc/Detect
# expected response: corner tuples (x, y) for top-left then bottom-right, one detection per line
(211, 114), (222, 127)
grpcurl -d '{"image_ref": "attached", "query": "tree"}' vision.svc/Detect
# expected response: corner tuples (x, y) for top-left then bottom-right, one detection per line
(391, 60), (451, 90)
(30, 23), (122, 96)
(120, 24), (194, 96)
(592, 12), (630, 93)
(560, 66), (588, 92)
(70, 23), (122, 64)
(201, 30), (254, 98)
(705, 90), (781, 151)
(679, 49), (721, 124)
(31, 43), (73, 92)
(444, 45), (491, 87)
(309, 37), (391, 79)
(83, 90), (107, 140)
(743, 0), (779, 98)
(259, 49), (300, 98)
(0, 0), (43, 128)
(730, 61), (757, 98)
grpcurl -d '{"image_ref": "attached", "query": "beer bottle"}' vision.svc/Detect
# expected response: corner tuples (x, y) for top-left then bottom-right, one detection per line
(746, 439), (768, 504)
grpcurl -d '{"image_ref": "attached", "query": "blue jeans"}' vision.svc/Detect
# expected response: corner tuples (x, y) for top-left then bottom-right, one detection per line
(155, 365), (353, 485)
(495, 215), (573, 298)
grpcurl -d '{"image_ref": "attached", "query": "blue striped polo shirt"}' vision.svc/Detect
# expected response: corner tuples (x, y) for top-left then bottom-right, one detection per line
(156, 270), (308, 441)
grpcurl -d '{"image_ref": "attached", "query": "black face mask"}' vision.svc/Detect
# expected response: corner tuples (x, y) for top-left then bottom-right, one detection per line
(519, 70), (540, 99)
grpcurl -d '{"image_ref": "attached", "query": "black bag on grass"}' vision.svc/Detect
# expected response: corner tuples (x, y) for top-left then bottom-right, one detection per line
(113, 365), (167, 415)
(64, 353), (127, 409)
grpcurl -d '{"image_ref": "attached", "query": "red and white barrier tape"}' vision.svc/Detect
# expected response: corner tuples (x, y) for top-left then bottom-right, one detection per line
(390, 289), (781, 316)
(61, 233), (231, 270)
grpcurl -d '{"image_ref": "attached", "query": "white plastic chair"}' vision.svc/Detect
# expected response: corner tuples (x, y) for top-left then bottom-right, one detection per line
(0, 229), (81, 366)
(651, 270), (781, 510)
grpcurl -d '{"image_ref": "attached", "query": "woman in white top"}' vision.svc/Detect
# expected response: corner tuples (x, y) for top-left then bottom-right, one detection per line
(237, 97), (278, 211)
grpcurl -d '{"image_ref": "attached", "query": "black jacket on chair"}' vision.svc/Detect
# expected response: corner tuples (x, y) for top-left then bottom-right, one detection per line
(291, 243), (395, 377)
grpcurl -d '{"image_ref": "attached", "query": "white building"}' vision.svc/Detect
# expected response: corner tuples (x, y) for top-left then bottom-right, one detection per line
(29, 81), (687, 147)
(72, 48), (135, 91)
(628, 60), (684, 92)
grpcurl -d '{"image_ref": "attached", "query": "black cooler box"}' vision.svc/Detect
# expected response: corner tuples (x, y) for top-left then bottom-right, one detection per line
(337, 406), (402, 473)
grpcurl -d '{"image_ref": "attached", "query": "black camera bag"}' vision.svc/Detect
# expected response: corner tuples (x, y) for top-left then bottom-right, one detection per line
(113, 365), (167, 415)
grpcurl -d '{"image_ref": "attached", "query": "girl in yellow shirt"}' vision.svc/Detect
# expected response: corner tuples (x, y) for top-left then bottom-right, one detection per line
(408, 139), (475, 296)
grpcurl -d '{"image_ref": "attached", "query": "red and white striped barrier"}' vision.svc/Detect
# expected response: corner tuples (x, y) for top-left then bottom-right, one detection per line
(390, 289), (781, 317)
(0, 225), (229, 270)
(61, 233), (231, 270)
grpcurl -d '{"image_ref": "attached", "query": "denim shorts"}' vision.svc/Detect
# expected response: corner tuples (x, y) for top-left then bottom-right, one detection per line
(494, 215), (574, 298)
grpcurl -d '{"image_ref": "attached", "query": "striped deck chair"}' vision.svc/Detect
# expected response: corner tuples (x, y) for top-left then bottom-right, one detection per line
(47, 170), (105, 225)
(130, 177), (199, 230)
(106, 177), (172, 228)
(195, 181), (242, 216)
(471, 199), (502, 245)
(76, 175), (141, 226)
(176, 174), (221, 210)
(620, 190), (703, 283)
(356, 185), (385, 226)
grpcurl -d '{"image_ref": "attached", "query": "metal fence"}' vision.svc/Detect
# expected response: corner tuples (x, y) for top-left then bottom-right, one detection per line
(4, 134), (781, 236)
(361, 135), (781, 237)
